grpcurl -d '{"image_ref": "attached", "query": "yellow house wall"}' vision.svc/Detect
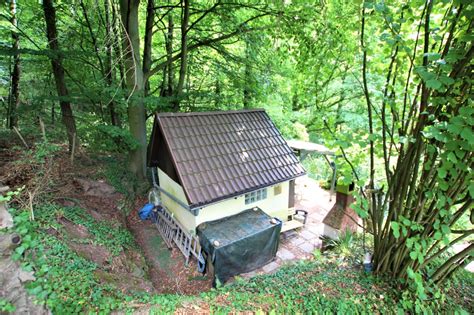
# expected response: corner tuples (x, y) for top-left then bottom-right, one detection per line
(197, 181), (291, 228)
(158, 168), (293, 233)
(157, 168), (196, 234)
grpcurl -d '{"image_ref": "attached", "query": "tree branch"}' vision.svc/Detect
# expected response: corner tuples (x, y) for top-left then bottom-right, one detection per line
(145, 13), (270, 80)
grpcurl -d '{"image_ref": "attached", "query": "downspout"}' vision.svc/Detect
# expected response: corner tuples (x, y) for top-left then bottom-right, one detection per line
(151, 167), (200, 216)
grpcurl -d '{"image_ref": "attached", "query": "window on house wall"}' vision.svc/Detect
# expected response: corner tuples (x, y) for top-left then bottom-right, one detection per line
(245, 188), (267, 205)
(274, 184), (282, 195)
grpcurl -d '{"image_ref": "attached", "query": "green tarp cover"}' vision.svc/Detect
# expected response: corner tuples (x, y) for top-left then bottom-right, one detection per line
(197, 208), (282, 284)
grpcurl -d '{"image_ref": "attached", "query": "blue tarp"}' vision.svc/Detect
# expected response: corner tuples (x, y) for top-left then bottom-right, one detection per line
(139, 203), (155, 221)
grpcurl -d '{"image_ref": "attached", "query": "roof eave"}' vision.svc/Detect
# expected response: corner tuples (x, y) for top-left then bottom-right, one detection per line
(154, 114), (194, 205)
(188, 171), (306, 210)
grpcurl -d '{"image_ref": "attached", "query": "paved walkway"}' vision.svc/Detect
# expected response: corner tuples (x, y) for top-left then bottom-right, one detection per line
(242, 176), (335, 277)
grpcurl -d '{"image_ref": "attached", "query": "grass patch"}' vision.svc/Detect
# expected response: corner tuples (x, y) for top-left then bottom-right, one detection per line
(148, 234), (173, 271)
(203, 260), (399, 313)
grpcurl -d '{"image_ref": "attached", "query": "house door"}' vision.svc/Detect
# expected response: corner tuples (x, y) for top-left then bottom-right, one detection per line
(288, 179), (295, 208)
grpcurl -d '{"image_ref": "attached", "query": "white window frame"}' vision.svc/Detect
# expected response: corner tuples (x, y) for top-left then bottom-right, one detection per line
(245, 188), (268, 205)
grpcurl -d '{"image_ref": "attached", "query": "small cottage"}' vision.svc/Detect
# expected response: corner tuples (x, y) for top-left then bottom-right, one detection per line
(147, 109), (306, 235)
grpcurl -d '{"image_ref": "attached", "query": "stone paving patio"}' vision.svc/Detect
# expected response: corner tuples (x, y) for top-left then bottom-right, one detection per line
(241, 177), (474, 278)
(241, 176), (335, 278)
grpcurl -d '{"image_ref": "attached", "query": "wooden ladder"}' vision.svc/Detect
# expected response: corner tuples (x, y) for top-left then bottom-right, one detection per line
(154, 207), (201, 265)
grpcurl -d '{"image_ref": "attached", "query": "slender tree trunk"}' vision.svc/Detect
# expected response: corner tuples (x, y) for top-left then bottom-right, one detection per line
(334, 71), (348, 131)
(42, 0), (78, 152)
(111, 2), (127, 91)
(51, 98), (55, 125)
(142, 0), (154, 96)
(80, 0), (105, 74)
(214, 74), (220, 107)
(165, 11), (174, 97)
(243, 39), (251, 108)
(8, 0), (20, 129)
(104, 0), (121, 126)
(173, 0), (189, 111)
(120, 0), (147, 179)
(291, 91), (299, 111)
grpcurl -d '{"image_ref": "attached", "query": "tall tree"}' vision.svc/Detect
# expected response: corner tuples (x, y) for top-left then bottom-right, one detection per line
(142, 0), (154, 97)
(173, 0), (189, 111)
(8, 0), (20, 129)
(104, 0), (121, 126)
(242, 38), (253, 109)
(163, 10), (174, 98)
(116, 0), (281, 176)
(119, 0), (147, 179)
(42, 0), (78, 152)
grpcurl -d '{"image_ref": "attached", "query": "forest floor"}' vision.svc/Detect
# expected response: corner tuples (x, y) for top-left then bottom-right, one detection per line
(0, 134), (212, 296)
(0, 133), (213, 312)
(0, 133), (472, 313)
(127, 198), (213, 294)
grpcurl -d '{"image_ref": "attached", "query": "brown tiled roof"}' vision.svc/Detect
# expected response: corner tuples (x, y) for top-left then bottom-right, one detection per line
(149, 109), (305, 208)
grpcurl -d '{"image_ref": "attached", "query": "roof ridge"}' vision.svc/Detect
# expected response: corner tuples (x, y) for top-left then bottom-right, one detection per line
(156, 109), (265, 117)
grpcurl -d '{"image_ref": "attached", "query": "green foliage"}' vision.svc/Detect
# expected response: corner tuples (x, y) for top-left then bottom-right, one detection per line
(31, 141), (61, 163)
(0, 186), (23, 203)
(13, 208), (106, 311)
(82, 124), (139, 153)
(101, 158), (135, 195)
(55, 205), (136, 256)
(9, 202), (470, 313)
(98, 156), (144, 215)
(330, 229), (354, 258)
(202, 234), (468, 313)
(10, 205), (180, 313)
(1, 0), (471, 312)
(351, 0), (474, 302)
(312, 248), (323, 261)
(0, 299), (16, 313)
(398, 271), (464, 314)
(301, 154), (333, 182)
(205, 260), (399, 313)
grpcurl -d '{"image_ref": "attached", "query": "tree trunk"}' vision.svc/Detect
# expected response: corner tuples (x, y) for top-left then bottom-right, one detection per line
(51, 97), (55, 125)
(142, 0), (154, 96)
(214, 74), (220, 107)
(291, 91), (299, 111)
(42, 0), (78, 152)
(243, 40), (251, 108)
(165, 11), (174, 97)
(8, 0), (20, 129)
(173, 0), (189, 111)
(120, 0), (147, 179)
(104, 0), (121, 126)
(111, 2), (127, 92)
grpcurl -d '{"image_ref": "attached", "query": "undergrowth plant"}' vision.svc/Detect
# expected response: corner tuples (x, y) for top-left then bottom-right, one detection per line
(54, 205), (136, 255)
(6, 202), (471, 313)
(206, 260), (398, 314)
(0, 299), (16, 313)
(97, 156), (146, 215)
(10, 206), (180, 313)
